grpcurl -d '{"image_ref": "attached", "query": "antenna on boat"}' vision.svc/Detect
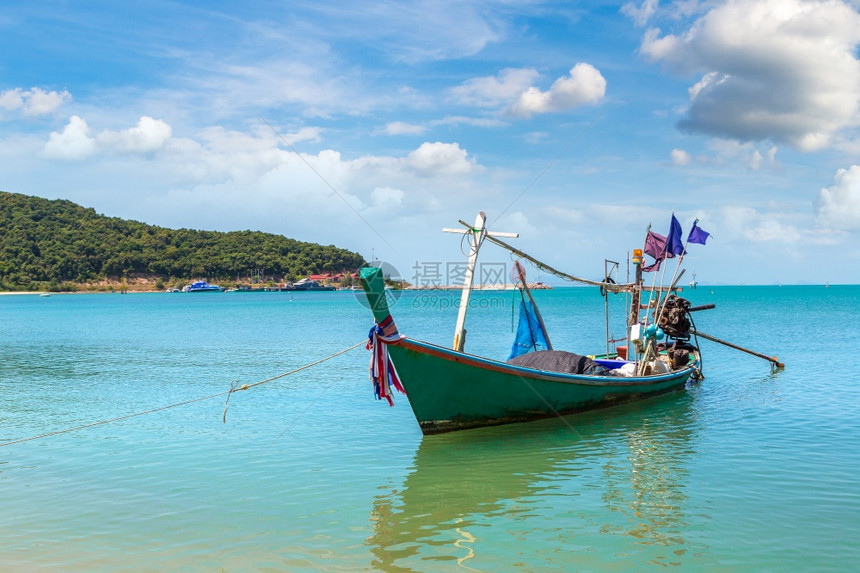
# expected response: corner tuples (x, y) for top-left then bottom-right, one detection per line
(603, 259), (620, 357)
(443, 212), (518, 351)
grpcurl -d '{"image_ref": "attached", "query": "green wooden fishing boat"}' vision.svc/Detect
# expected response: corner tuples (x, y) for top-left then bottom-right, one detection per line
(360, 212), (707, 434)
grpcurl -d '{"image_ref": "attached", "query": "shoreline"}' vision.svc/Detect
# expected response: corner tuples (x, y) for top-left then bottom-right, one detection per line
(1, 282), (849, 296)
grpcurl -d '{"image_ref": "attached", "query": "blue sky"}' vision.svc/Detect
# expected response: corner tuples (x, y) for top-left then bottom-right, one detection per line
(2, 0), (860, 285)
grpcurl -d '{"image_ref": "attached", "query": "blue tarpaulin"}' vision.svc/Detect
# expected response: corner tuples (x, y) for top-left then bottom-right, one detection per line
(508, 299), (550, 360)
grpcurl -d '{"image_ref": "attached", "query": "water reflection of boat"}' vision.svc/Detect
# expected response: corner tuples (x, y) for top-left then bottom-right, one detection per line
(366, 395), (697, 571)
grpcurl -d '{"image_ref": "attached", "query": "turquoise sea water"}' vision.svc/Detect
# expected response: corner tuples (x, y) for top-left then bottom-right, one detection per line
(1, 286), (858, 571)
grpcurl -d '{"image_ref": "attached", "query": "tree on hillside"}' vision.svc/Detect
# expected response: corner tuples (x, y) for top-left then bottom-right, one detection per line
(0, 191), (366, 291)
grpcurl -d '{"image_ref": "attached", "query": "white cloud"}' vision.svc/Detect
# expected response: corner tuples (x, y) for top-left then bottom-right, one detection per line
(383, 117), (506, 136)
(385, 121), (426, 135)
(640, 27), (683, 64)
(404, 142), (481, 177)
(718, 206), (802, 243)
(640, 0), (860, 150)
(816, 165), (860, 231)
(765, 146), (779, 169)
(326, 1), (505, 64)
(0, 87), (71, 117)
(496, 210), (537, 236)
(435, 116), (506, 128)
(750, 218), (802, 242)
(280, 126), (323, 146)
(622, 0), (659, 27)
(524, 131), (549, 144)
(450, 68), (541, 107)
(704, 139), (779, 171)
(43, 115), (96, 160)
(371, 186), (405, 206)
(543, 205), (585, 225)
(97, 116), (172, 153)
(672, 0), (703, 20)
(744, 145), (779, 171)
(507, 63), (606, 118)
(749, 150), (764, 171)
(43, 115), (174, 159)
(670, 148), (691, 165)
(66, 131), (494, 255)
(0, 89), (24, 112)
(25, 88), (72, 115)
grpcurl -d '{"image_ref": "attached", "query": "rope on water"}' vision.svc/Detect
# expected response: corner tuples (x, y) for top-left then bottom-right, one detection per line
(222, 379), (241, 423)
(221, 340), (364, 422)
(0, 341), (365, 449)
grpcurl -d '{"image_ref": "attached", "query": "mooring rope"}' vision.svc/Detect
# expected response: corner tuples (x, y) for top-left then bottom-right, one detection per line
(0, 340), (365, 448)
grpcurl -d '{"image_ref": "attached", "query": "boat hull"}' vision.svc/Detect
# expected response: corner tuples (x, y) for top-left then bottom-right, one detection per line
(388, 338), (697, 434)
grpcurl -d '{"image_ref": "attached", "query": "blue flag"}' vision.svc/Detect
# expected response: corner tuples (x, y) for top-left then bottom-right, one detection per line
(667, 214), (685, 256)
(687, 220), (710, 245)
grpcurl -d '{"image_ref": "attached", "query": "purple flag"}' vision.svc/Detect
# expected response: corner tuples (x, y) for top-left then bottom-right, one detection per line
(644, 231), (667, 260)
(667, 214), (685, 256)
(687, 221), (710, 245)
(643, 231), (672, 272)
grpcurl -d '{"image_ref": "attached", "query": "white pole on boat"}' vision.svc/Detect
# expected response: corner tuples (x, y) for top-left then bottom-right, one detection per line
(451, 212), (485, 352)
(628, 228), (649, 363)
(443, 212), (518, 352)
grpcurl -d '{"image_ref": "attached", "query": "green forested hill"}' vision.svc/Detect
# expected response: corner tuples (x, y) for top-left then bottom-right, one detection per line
(0, 191), (366, 291)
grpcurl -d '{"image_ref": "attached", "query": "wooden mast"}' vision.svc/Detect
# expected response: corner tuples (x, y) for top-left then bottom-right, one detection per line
(444, 213), (517, 352)
(452, 212), (484, 351)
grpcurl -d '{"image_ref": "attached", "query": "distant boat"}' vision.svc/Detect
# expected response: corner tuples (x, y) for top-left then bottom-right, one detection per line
(293, 278), (336, 291)
(183, 281), (224, 293)
(263, 283), (295, 292)
(228, 285), (267, 292)
(165, 287), (181, 293)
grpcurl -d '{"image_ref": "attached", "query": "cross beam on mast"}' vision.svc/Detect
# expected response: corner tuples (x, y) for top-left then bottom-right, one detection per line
(457, 220), (620, 291)
(464, 222), (674, 295)
(444, 212), (518, 352)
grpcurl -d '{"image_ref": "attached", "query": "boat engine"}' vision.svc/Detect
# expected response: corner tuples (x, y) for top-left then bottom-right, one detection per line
(658, 294), (692, 341)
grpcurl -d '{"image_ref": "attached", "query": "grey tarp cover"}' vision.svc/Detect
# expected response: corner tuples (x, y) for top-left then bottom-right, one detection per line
(506, 350), (609, 376)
